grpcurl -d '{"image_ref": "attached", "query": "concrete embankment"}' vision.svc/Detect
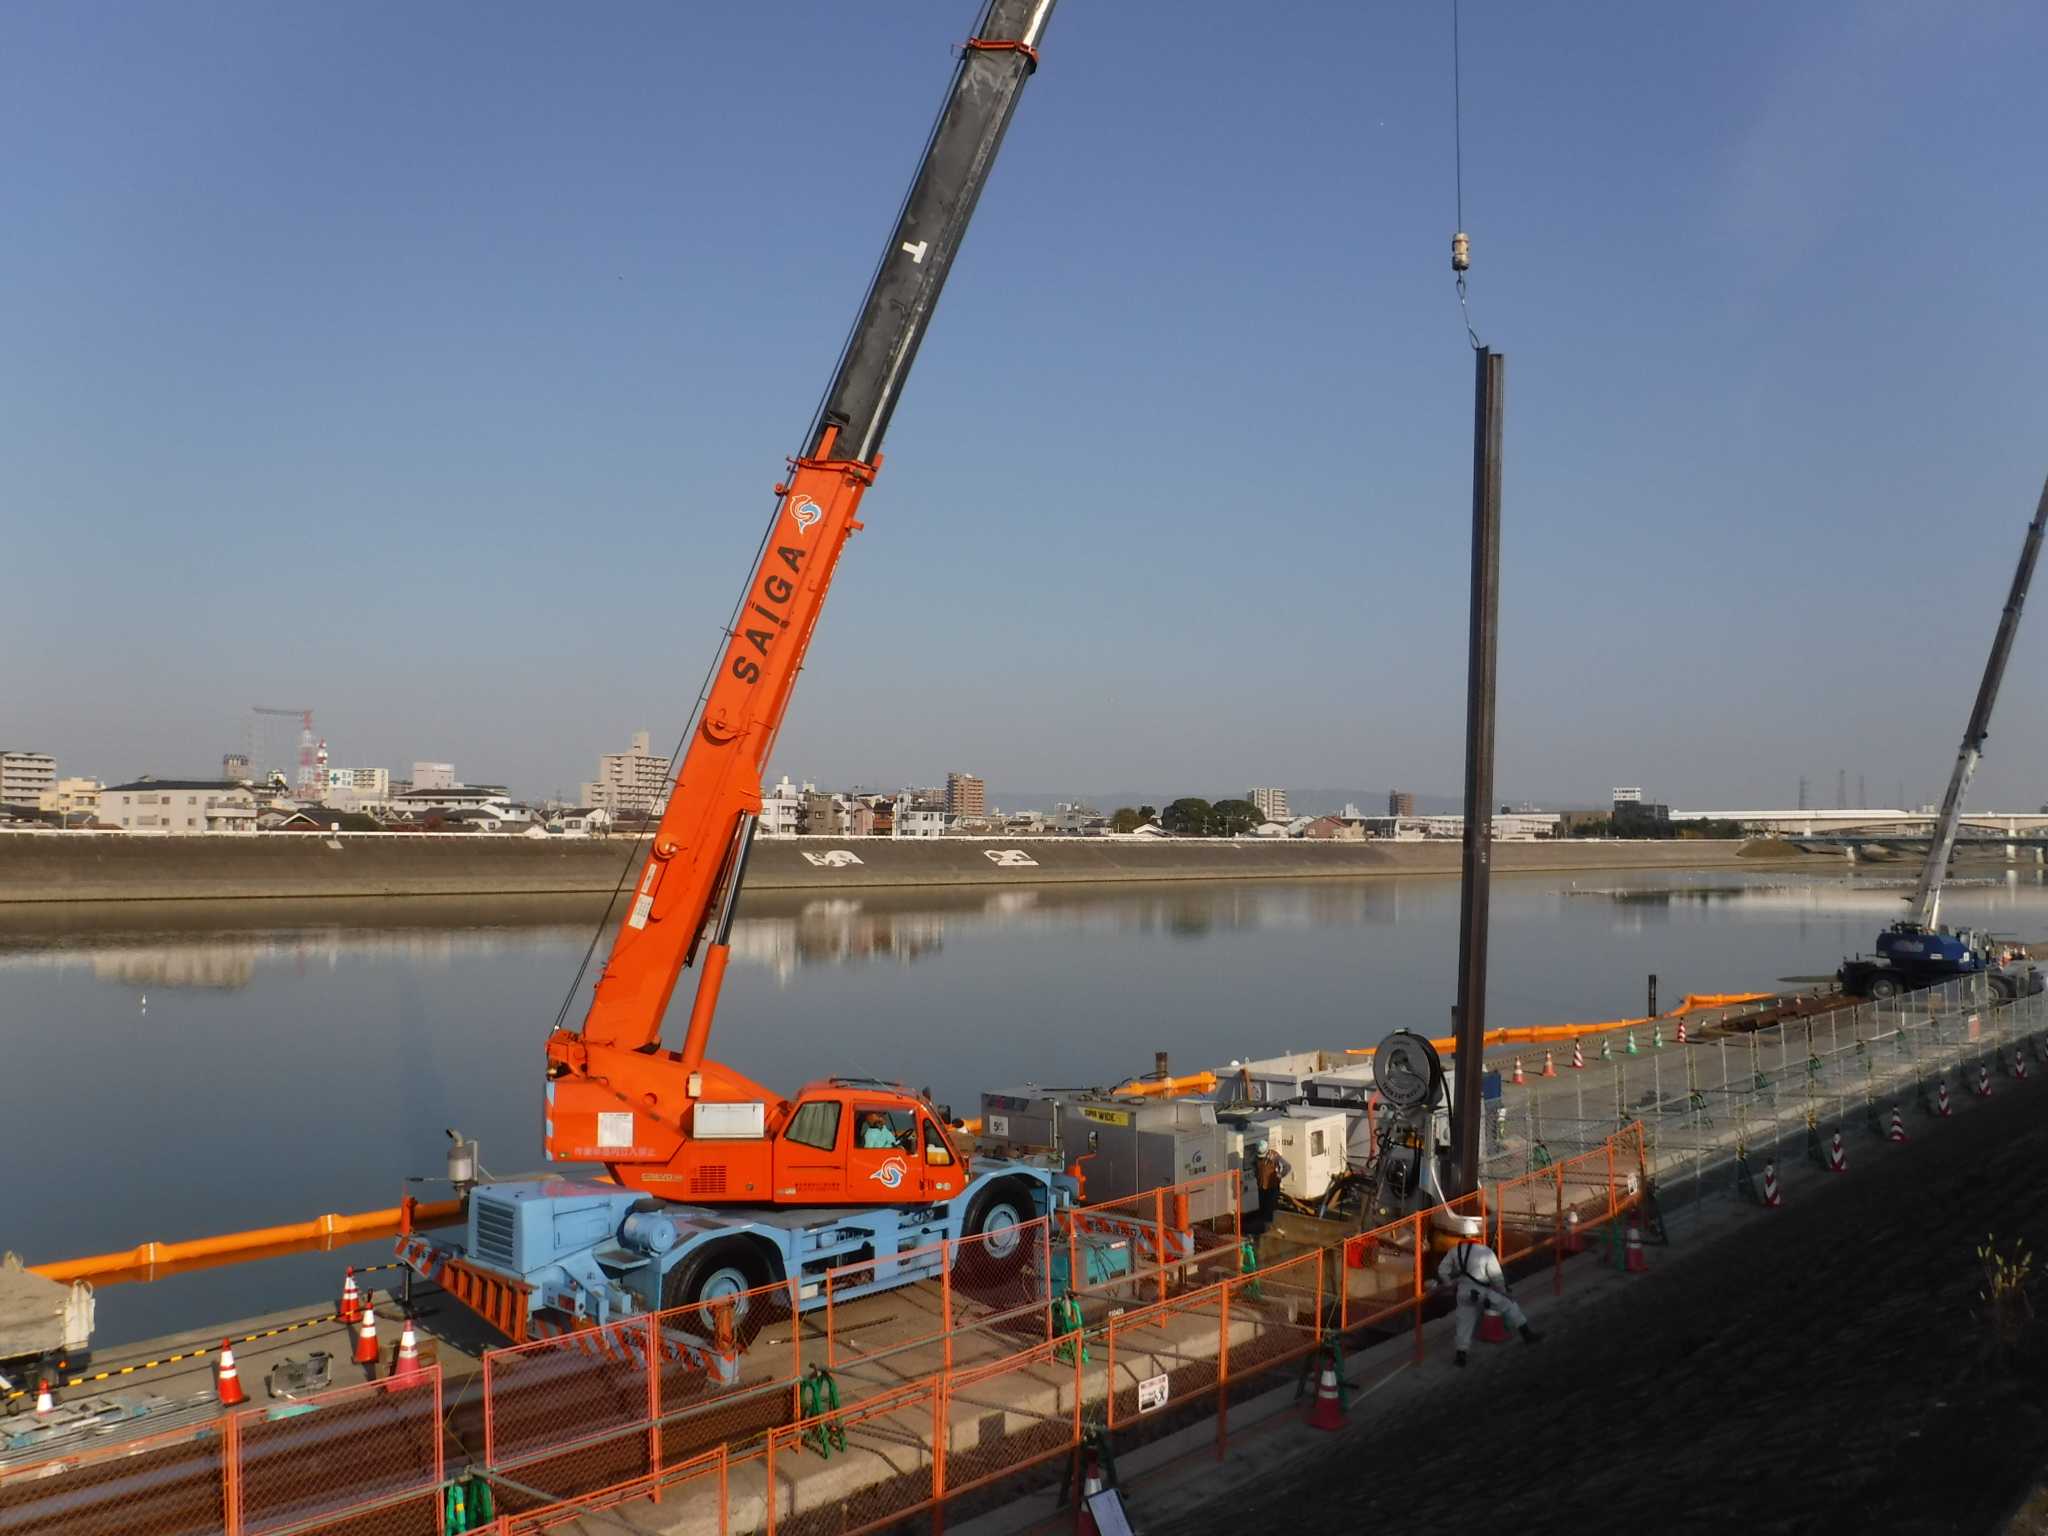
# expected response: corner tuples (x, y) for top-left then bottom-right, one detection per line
(0, 830), (1809, 905)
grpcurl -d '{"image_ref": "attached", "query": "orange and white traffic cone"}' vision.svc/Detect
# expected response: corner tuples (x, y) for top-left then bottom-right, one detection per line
(1624, 1223), (1649, 1272)
(354, 1301), (380, 1367)
(1676, 1018), (1688, 1045)
(1572, 1039), (1585, 1070)
(1076, 1444), (1107, 1536)
(1888, 1106), (1908, 1142)
(1938, 1079), (1953, 1117)
(1542, 1050), (1557, 1078)
(1478, 1304), (1510, 1343)
(1512, 1057), (1525, 1085)
(392, 1319), (421, 1380)
(34, 1378), (54, 1415)
(1305, 1348), (1347, 1430)
(215, 1339), (248, 1406)
(2016, 1049), (2030, 1081)
(1977, 1064), (1993, 1099)
(340, 1267), (361, 1325)
(1826, 1129), (1846, 1172)
(1562, 1207), (1585, 1252)
(1761, 1159), (1783, 1207)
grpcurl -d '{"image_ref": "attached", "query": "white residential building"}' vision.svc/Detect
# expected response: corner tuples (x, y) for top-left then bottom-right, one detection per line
(1, 752), (57, 807)
(893, 805), (947, 839)
(102, 778), (260, 833)
(581, 733), (670, 817)
(1248, 787), (1290, 821)
(413, 763), (458, 791)
(759, 776), (809, 838)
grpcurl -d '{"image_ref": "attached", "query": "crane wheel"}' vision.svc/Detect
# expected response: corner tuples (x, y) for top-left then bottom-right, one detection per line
(956, 1178), (1036, 1287)
(1866, 973), (1904, 1000)
(661, 1240), (778, 1346)
(1990, 973), (2018, 1003)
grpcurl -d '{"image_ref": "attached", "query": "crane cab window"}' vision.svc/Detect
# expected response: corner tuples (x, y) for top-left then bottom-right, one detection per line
(784, 1101), (842, 1151)
(922, 1119), (954, 1166)
(855, 1106), (916, 1150)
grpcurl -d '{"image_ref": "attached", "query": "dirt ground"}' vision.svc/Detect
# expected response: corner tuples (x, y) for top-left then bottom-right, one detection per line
(1176, 1072), (2048, 1536)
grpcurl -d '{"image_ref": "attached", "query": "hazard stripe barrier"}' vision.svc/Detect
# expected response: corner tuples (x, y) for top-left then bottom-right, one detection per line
(1, 1311), (346, 1402)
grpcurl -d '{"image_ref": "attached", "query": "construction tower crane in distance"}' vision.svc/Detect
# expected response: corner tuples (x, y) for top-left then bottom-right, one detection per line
(542, 0), (1056, 1204)
(1838, 473), (2048, 1002)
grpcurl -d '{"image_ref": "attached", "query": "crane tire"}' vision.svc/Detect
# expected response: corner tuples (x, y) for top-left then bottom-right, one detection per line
(662, 1239), (776, 1345)
(1866, 973), (1904, 1000)
(956, 1178), (1037, 1285)
(1990, 973), (2017, 1002)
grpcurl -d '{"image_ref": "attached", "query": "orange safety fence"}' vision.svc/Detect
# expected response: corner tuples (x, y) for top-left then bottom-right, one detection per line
(1338, 1124), (1648, 1341)
(1063, 1171), (1244, 1306)
(477, 1123), (1648, 1529)
(0, 1368), (444, 1536)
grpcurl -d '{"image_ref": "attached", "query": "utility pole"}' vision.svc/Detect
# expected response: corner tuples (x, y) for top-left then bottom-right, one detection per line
(1452, 347), (1504, 1196)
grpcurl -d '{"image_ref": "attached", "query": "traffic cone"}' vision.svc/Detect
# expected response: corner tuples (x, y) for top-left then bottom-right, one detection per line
(1977, 1064), (1993, 1099)
(1625, 1031), (1640, 1056)
(1572, 1039), (1585, 1070)
(1676, 1018), (1689, 1045)
(34, 1378), (53, 1414)
(1761, 1159), (1783, 1207)
(1653, 1023), (1664, 1050)
(392, 1319), (421, 1380)
(340, 1267), (361, 1325)
(1478, 1304), (1510, 1343)
(1624, 1223), (1648, 1272)
(1076, 1444), (1107, 1536)
(1888, 1106), (1908, 1142)
(1562, 1208), (1586, 1252)
(1938, 1080), (1953, 1117)
(215, 1339), (248, 1407)
(1542, 1050), (1557, 1078)
(1826, 1129), (1846, 1172)
(1511, 1057), (1525, 1085)
(1599, 1036), (1613, 1062)
(355, 1301), (381, 1367)
(2016, 1049), (2030, 1081)
(1305, 1349), (1347, 1430)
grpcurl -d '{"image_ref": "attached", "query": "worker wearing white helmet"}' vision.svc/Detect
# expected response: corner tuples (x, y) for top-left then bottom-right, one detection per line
(1434, 1216), (1541, 1367)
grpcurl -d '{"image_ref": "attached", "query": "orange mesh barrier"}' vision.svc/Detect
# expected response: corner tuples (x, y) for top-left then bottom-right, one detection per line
(0, 1369), (443, 1536)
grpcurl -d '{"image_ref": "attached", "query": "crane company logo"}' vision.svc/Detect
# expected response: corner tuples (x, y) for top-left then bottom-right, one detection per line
(789, 495), (823, 531)
(869, 1157), (908, 1190)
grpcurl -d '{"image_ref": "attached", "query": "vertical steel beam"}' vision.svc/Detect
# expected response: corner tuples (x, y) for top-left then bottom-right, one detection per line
(1452, 348), (1505, 1195)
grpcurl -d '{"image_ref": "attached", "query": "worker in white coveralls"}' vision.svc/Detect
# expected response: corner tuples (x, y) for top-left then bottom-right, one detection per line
(1435, 1216), (1542, 1367)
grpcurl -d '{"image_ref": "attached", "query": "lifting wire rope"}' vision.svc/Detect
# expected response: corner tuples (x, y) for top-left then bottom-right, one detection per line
(1451, 0), (1481, 351)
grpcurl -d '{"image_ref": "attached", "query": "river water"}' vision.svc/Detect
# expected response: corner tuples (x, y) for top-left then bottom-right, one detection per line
(9, 866), (2048, 1346)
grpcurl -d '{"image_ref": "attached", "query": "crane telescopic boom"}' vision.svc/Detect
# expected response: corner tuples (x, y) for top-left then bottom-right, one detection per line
(1905, 474), (2048, 931)
(543, 1), (1055, 1198)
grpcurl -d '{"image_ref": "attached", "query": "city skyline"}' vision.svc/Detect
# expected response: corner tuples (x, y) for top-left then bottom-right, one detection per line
(6, 5), (2048, 811)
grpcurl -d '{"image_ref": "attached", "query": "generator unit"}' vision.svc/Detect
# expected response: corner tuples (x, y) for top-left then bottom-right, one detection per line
(1232, 1107), (1351, 1203)
(978, 1086), (1233, 1220)
(1209, 1051), (1358, 1106)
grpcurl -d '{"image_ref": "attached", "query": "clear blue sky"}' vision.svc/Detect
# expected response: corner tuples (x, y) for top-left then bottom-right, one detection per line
(5, 1), (2047, 811)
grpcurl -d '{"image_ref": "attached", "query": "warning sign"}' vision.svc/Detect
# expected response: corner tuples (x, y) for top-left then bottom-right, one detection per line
(1137, 1373), (1169, 1413)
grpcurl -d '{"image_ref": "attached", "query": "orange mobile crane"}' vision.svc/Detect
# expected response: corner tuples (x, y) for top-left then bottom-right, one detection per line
(403, 2), (1063, 1337)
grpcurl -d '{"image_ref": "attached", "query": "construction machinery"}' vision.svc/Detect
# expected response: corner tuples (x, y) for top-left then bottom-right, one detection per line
(1839, 474), (2048, 1002)
(403, 2), (1066, 1340)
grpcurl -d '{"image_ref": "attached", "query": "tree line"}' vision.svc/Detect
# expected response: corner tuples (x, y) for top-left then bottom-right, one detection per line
(1108, 798), (1269, 837)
